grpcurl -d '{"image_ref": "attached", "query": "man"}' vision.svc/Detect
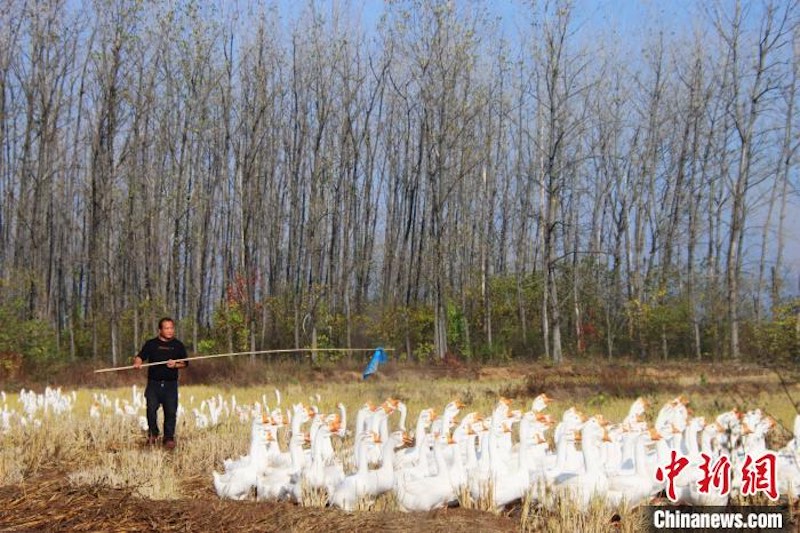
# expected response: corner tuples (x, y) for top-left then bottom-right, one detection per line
(133, 317), (188, 449)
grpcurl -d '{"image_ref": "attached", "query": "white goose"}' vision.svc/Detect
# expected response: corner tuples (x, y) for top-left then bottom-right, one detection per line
(396, 400), (408, 432)
(270, 404), (312, 468)
(396, 408), (435, 471)
(431, 400), (463, 444)
(329, 433), (372, 510)
(715, 408), (744, 453)
(492, 411), (548, 508)
(359, 406), (391, 466)
(531, 393), (553, 414)
(398, 432), (435, 483)
(523, 415), (554, 475)
(255, 432), (307, 501)
(623, 397), (649, 432)
(607, 428), (662, 507)
(496, 409), (522, 459)
(336, 402), (348, 437)
(740, 415), (774, 456)
(317, 412), (342, 463)
(468, 399), (515, 505)
(395, 436), (461, 512)
(354, 402), (377, 437)
(547, 407), (586, 477)
(602, 424), (625, 475)
(778, 445), (800, 498)
(213, 417), (271, 500)
(330, 431), (405, 511)
(550, 416), (610, 511)
(655, 396), (689, 450)
(300, 420), (345, 499)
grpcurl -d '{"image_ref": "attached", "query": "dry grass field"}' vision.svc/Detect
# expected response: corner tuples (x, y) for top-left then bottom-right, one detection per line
(1, 359), (799, 532)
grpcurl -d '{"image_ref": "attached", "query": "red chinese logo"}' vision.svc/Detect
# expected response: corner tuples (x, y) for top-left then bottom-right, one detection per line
(741, 452), (778, 501)
(656, 451), (781, 502)
(696, 453), (731, 495)
(656, 450), (690, 502)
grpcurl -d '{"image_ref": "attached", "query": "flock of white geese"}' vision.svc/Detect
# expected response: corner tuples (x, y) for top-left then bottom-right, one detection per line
(3, 385), (799, 513)
(213, 394), (800, 512)
(3, 385), (277, 433)
(1, 387), (75, 431)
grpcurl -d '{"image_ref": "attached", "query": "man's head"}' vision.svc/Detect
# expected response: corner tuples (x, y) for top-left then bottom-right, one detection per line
(158, 317), (175, 340)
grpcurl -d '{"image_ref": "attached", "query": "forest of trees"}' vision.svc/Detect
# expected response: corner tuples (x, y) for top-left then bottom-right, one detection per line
(0, 0), (798, 367)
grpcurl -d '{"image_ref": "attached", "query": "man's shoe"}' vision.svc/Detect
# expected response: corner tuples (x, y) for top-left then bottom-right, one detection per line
(147, 435), (159, 446)
(163, 439), (176, 450)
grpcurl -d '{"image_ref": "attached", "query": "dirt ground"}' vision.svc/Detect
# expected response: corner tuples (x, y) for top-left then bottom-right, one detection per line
(0, 473), (518, 532)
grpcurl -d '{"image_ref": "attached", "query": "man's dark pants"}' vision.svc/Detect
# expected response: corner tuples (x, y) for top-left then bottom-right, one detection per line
(145, 379), (178, 440)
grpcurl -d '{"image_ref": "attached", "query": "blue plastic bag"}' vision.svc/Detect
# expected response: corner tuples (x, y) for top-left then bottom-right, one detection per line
(362, 347), (388, 379)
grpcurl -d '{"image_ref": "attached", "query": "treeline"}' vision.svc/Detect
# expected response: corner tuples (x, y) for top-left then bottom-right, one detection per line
(0, 0), (798, 367)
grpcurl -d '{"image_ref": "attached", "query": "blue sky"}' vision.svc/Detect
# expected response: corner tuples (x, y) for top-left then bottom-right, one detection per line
(275, 0), (703, 42)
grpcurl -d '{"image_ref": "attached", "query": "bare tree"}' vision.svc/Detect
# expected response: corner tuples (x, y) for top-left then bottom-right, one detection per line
(712, 0), (795, 358)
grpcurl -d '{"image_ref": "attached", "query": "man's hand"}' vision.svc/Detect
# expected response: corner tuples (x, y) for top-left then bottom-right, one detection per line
(166, 359), (176, 368)
(133, 356), (143, 369)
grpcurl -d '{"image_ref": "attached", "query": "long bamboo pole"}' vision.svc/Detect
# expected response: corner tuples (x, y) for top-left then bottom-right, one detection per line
(93, 348), (394, 373)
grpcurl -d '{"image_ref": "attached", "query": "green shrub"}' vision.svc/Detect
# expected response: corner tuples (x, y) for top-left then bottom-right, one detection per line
(750, 300), (800, 362)
(0, 298), (58, 363)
